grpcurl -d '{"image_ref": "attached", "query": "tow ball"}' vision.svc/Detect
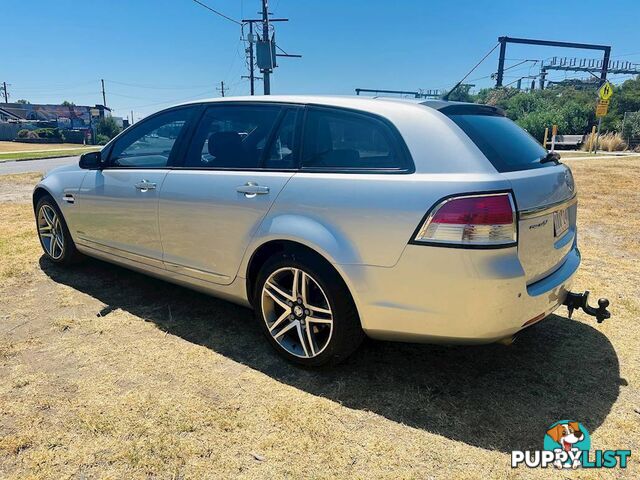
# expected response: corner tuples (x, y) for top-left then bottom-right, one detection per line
(563, 291), (611, 323)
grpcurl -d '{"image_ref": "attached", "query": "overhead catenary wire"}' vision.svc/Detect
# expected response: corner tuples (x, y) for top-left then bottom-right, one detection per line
(443, 42), (501, 100)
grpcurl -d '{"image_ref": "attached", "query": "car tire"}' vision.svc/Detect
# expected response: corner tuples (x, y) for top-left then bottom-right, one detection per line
(253, 249), (364, 367)
(35, 195), (81, 265)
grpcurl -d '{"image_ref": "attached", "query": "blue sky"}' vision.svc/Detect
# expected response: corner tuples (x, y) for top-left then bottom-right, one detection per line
(4, 0), (640, 120)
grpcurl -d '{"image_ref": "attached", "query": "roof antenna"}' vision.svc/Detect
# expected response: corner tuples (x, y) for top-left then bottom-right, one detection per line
(442, 43), (500, 101)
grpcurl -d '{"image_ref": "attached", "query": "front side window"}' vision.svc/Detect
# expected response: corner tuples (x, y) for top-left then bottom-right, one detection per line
(184, 105), (281, 169)
(110, 108), (192, 168)
(301, 108), (407, 171)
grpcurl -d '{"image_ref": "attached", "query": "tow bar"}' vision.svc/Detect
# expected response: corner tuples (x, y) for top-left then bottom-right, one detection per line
(563, 291), (611, 323)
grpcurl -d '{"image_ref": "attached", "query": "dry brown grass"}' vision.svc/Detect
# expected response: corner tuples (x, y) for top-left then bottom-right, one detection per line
(0, 141), (95, 153)
(582, 132), (628, 152)
(1, 163), (639, 479)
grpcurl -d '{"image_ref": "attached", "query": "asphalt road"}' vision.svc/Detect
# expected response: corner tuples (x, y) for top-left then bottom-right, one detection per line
(0, 156), (79, 175)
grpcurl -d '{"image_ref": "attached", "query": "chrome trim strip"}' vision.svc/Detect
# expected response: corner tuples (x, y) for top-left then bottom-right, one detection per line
(164, 262), (230, 283)
(76, 237), (165, 269)
(519, 194), (577, 220)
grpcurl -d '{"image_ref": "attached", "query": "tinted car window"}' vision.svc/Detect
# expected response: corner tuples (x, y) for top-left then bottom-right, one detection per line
(302, 108), (406, 170)
(185, 105), (281, 169)
(110, 108), (192, 168)
(446, 113), (549, 173)
(264, 109), (298, 169)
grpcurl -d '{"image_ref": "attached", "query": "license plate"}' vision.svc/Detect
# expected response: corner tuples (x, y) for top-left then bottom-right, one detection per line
(553, 208), (569, 238)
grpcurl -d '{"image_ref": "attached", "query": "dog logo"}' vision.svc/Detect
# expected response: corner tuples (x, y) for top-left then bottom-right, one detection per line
(544, 420), (590, 469)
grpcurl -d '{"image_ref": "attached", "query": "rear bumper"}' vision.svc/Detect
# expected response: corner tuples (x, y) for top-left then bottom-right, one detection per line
(338, 244), (580, 343)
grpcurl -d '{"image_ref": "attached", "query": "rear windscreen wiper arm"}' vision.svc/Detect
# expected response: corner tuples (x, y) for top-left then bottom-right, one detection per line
(540, 151), (561, 164)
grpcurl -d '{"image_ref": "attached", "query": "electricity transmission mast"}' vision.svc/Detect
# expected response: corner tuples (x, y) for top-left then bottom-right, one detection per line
(495, 36), (611, 88)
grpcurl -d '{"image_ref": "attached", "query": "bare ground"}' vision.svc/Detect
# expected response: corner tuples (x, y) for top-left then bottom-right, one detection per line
(0, 158), (639, 479)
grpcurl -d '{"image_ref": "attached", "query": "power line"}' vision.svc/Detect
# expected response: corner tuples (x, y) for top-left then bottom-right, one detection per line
(125, 89), (215, 110)
(104, 79), (213, 90)
(191, 0), (242, 26)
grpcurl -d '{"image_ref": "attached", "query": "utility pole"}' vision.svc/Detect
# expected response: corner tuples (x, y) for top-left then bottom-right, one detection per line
(192, 0), (299, 96)
(1, 82), (8, 103)
(101, 79), (107, 107)
(241, 20), (268, 95)
(247, 22), (255, 95)
(217, 80), (226, 97)
(261, 0), (271, 95)
(131, 110), (134, 125)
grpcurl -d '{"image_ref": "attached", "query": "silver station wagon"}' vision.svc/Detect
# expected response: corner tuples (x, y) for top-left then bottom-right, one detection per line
(33, 96), (609, 366)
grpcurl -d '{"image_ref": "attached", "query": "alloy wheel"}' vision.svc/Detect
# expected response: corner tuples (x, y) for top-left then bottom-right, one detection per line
(261, 267), (334, 358)
(37, 204), (65, 260)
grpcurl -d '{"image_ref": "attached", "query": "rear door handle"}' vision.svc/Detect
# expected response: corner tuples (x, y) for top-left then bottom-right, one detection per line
(236, 182), (269, 196)
(135, 180), (157, 191)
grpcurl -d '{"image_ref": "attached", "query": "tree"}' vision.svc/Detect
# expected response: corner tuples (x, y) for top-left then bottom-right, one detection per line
(16, 99), (30, 104)
(468, 77), (640, 137)
(444, 84), (474, 103)
(97, 116), (121, 139)
(621, 111), (640, 142)
(61, 100), (75, 106)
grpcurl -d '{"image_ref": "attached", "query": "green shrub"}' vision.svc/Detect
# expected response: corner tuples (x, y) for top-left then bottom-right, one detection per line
(33, 128), (63, 140)
(17, 129), (30, 138)
(95, 134), (110, 145)
(61, 130), (86, 144)
(516, 109), (566, 143)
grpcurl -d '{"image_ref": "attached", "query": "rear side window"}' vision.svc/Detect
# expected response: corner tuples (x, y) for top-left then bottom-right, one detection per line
(446, 113), (549, 173)
(301, 107), (409, 171)
(184, 105), (281, 169)
(264, 109), (299, 169)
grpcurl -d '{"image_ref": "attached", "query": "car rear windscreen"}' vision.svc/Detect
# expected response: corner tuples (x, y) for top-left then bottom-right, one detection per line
(446, 112), (550, 173)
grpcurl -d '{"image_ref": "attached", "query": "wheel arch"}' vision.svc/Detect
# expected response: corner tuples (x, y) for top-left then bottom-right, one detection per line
(33, 186), (55, 211)
(244, 239), (360, 316)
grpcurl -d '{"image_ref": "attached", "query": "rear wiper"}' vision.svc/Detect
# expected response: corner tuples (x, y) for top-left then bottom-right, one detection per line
(540, 151), (561, 164)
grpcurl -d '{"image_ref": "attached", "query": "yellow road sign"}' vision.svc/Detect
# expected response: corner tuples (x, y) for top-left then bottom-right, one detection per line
(596, 100), (609, 117)
(599, 81), (614, 101)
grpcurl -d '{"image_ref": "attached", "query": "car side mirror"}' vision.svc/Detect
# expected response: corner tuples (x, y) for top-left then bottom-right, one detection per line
(79, 151), (103, 169)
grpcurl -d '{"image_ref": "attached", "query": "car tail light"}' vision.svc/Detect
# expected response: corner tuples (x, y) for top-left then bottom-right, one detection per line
(414, 193), (516, 247)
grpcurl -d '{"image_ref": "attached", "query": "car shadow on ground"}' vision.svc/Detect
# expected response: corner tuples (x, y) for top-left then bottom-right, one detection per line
(40, 256), (623, 453)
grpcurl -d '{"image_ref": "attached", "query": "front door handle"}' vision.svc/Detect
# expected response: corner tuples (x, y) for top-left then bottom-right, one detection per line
(236, 182), (270, 197)
(135, 180), (157, 192)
